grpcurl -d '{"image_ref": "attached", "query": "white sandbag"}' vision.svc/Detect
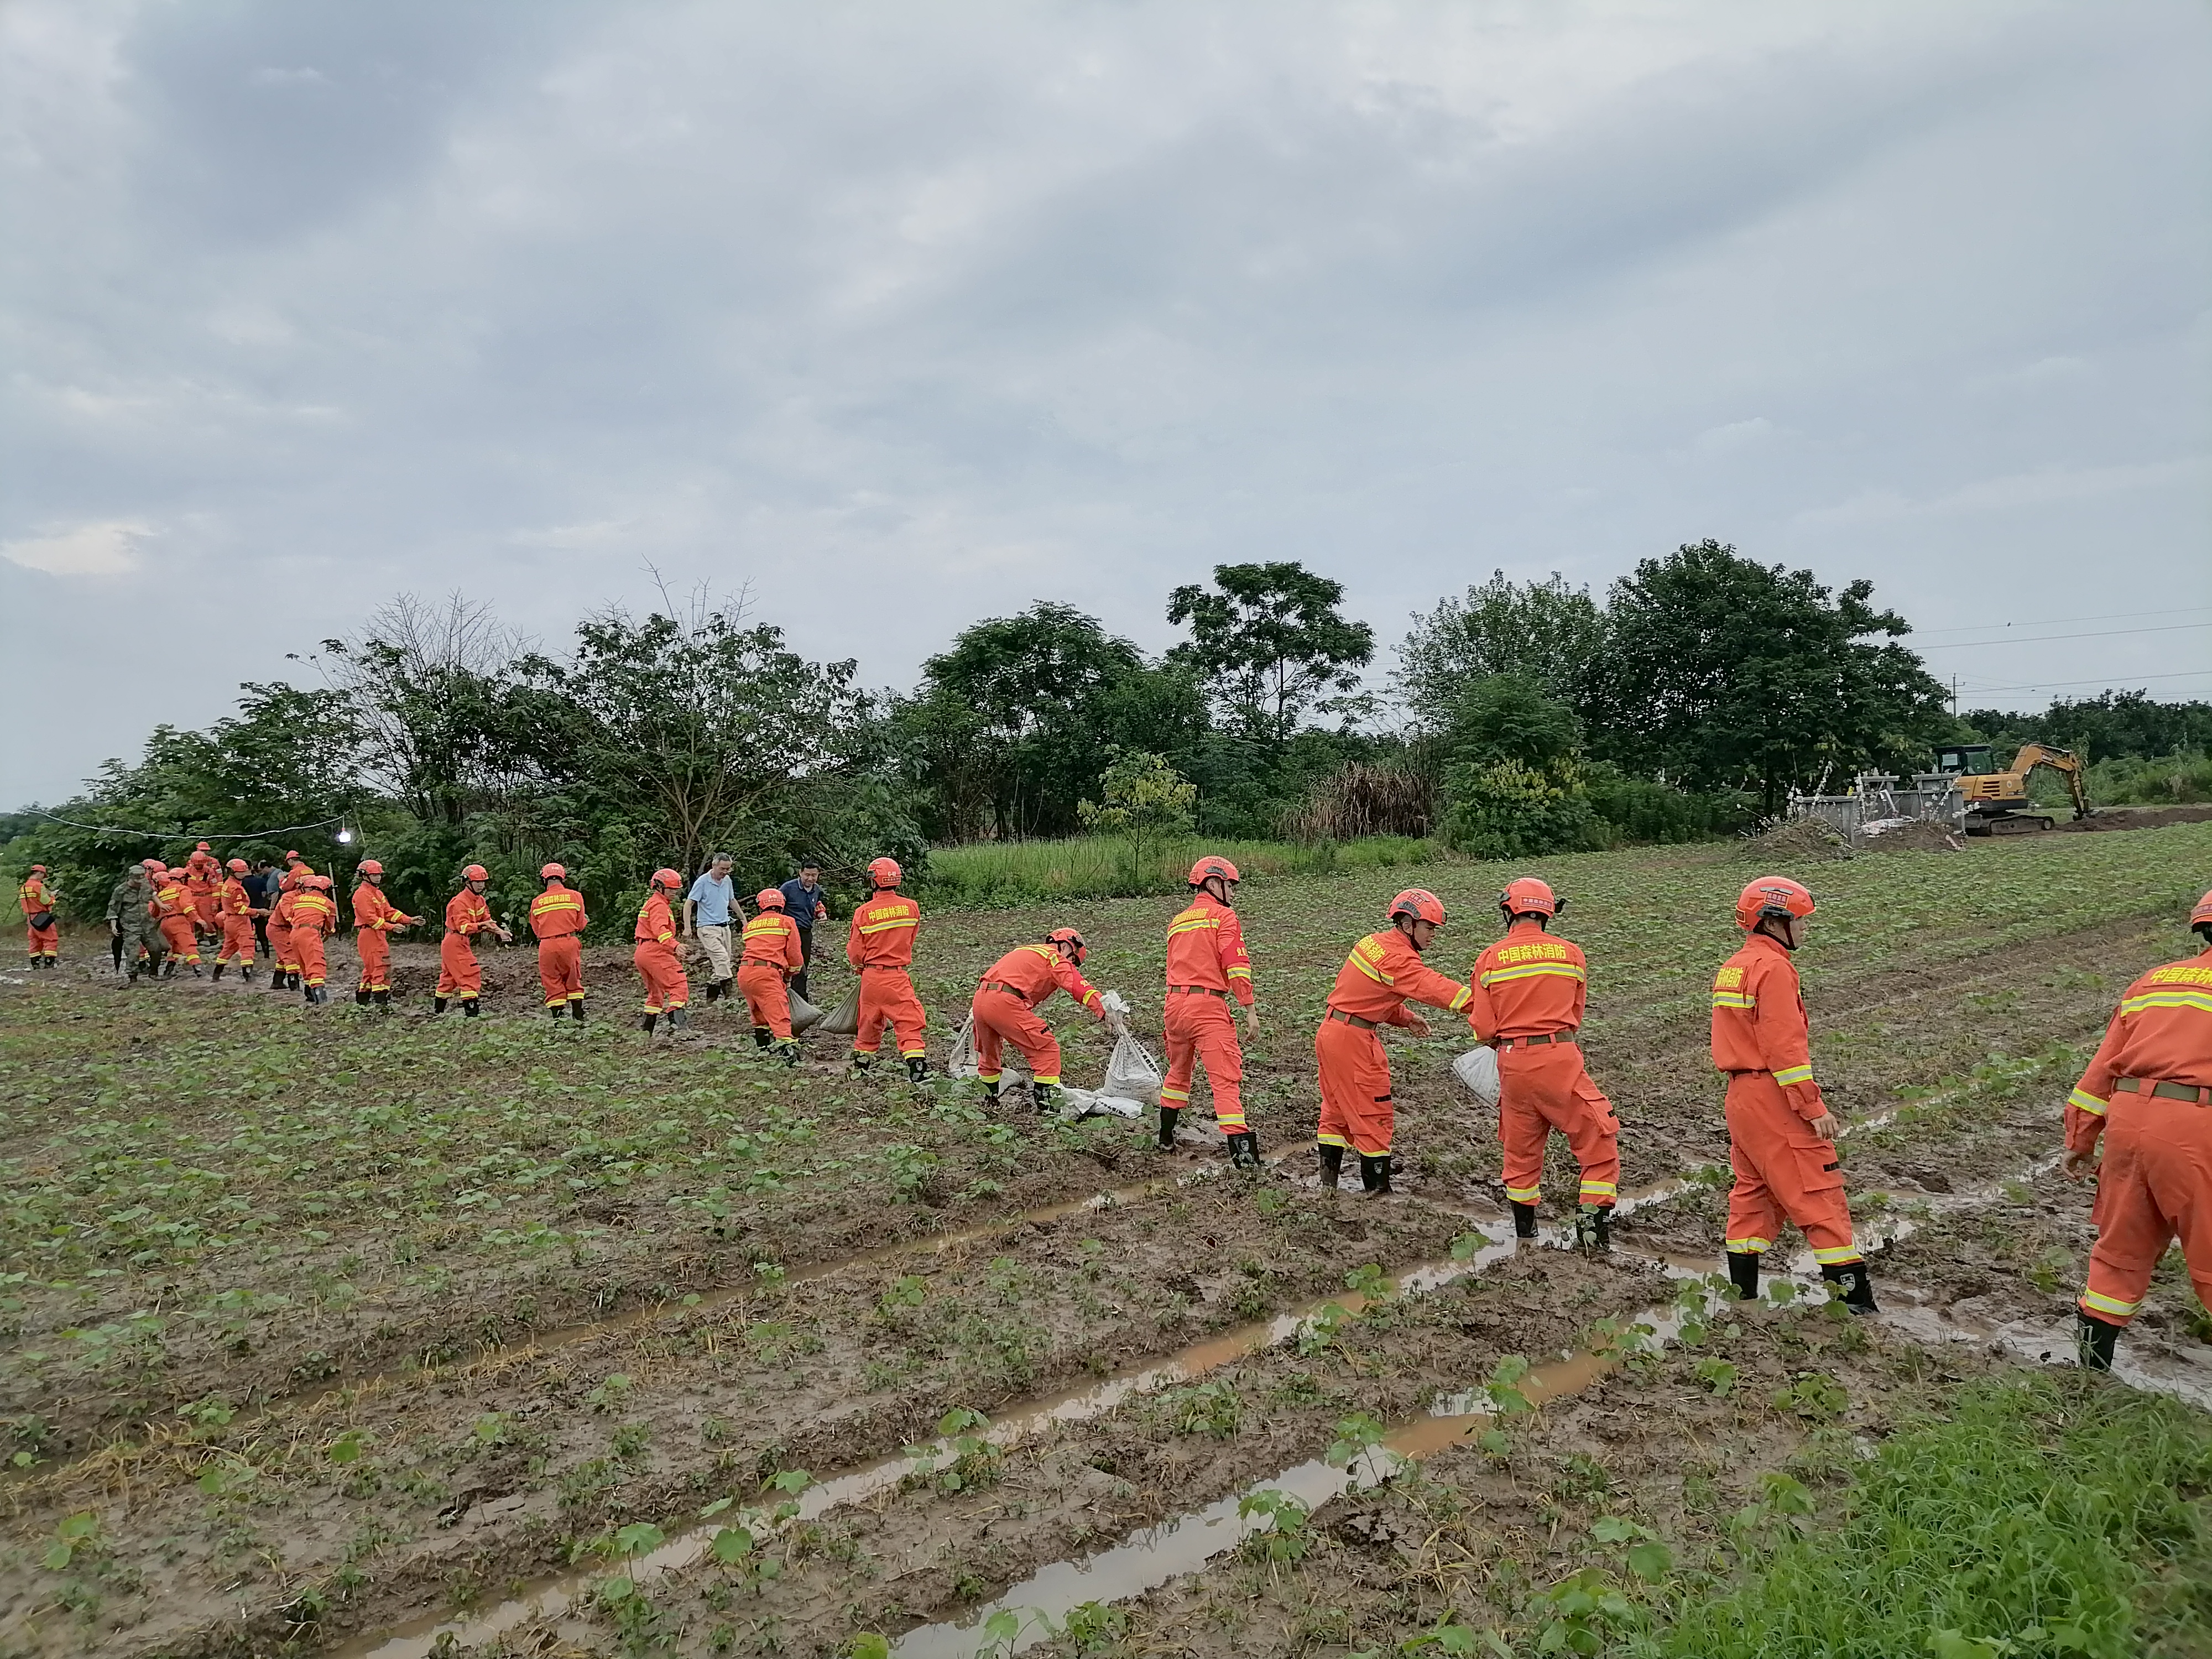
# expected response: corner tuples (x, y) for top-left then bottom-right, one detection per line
(948, 1015), (1031, 1084)
(1101, 1032), (1164, 1108)
(1056, 1087), (1146, 1121)
(1452, 1046), (1500, 1108)
(815, 986), (861, 1037)
(787, 989), (825, 1035)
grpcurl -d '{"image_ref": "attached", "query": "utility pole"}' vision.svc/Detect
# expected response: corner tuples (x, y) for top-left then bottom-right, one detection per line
(1950, 675), (1958, 717)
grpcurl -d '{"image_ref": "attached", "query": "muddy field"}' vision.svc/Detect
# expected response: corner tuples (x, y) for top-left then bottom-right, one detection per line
(2, 822), (2209, 1657)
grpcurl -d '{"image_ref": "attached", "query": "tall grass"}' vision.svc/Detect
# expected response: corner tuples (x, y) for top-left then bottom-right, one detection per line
(1639, 1375), (2212, 1658)
(916, 834), (1447, 907)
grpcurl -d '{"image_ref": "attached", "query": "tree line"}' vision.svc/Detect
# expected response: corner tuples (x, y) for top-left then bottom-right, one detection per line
(6, 541), (2201, 931)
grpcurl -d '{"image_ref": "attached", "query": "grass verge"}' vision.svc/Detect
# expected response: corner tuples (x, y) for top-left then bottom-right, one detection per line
(1638, 1374), (2212, 1659)
(916, 834), (1447, 905)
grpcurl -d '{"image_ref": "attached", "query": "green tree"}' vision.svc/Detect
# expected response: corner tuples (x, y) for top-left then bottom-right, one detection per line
(1583, 540), (1948, 813)
(1397, 571), (1606, 731)
(1167, 562), (1375, 743)
(1437, 677), (1601, 858)
(1078, 748), (1197, 877)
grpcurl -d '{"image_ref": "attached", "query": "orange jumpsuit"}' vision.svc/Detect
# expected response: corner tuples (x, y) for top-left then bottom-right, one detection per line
(529, 883), (589, 1008)
(848, 891), (928, 1061)
(154, 880), (202, 966)
(1710, 933), (1859, 1266)
(185, 856), (220, 936)
(738, 910), (805, 1040)
(439, 889), (496, 1002)
(216, 877), (259, 968)
(19, 874), (59, 963)
(2067, 950), (2212, 1327)
(972, 943), (1104, 1089)
(351, 883), (409, 993)
(1316, 931), (1473, 1158)
(289, 889), (337, 989)
(1469, 922), (1620, 1211)
(633, 891), (688, 1015)
(268, 888), (300, 976)
(1163, 894), (1254, 1131)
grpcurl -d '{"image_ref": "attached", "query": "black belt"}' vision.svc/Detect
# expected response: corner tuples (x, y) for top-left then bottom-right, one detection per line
(1496, 1030), (1578, 1051)
(2116, 1077), (2212, 1106)
(1168, 985), (1228, 999)
(979, 980), (1029, 1001)
(1325, 1009), (1378, 1030)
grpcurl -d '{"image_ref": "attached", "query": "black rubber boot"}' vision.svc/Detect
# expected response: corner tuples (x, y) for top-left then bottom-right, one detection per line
(704, 980), (721, 1004)
(641, 1014), (659, 1034)
(906, 1055), (931, 1084)
(571, 1000), (585, 1023)
(1576, 1206), (1612, 1252)
(982, 1079), (1001, 1105)
(669, 1010), (690, 1034)
(1511, 1202), (1538, 1239)
(162, 959), (177, 979)
(754, 1026), (773, 1050)
(2077, 1310), (2120, 1372)
(1228, 1131), (1261, 1172)
(1032, 1081), (1060, 1114)
(240, 966), (255, 984)
(1359, 1154), (1392, 1197)
(1727, 1250), (1761, 1302)
(372, 989), (388, 1010)
(778, 1040), (801, 1067)
(210, 963), (226, 983)
(190, 963), (204, 978)
(434, 996), (448, 1014)
(1317, 1144), (1344, 1190)
(462, 999), (480, 1019)
(851, 1051), (875, 1076)
(111, 939), (125, 972)
(301, 983), (315, 1003)
(1157, 1105), (1181, 1150)
(1820, 1261), (1878, 1315)
(357, 989), (372, 1006)
(547, 1004), (564, 1018)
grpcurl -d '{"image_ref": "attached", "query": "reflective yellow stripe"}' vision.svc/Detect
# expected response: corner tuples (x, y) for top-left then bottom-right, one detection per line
(1710, 992), (1756, 1009)
(1505, 1184), (1542, 1202)
(1317, 1132), (1353, 1149)
(1160, 1086), (1191, 1104)
(1480, 962), (1586, 986)
(2068, 1087), (2108, 1117)
(2119, 989), (2212, 1017)
(1579, 1180), (1617, 1197)
(1168, 916), (1219, 935)
(1812, 1244), (1862, 1264)
(1772, 1063), (1815, 1087)
(2080, 1288), (2139, 1317)
(1347, 950), (1391, 985)
(1724, 1236), (1772, 1254)
(1225, 964), (1251, 979)
(858, 916), (918, 933)
(1446, 984), (1472, 1012)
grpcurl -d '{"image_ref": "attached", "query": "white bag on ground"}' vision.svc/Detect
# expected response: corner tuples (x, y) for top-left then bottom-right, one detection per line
(815, 986), (860, 1037)
(1101, 1032), (1164, 1108)
(948, 1014), (1031, 1085)
(1452, 1046), (1501, 1109)
(787, 989), (825, 1035)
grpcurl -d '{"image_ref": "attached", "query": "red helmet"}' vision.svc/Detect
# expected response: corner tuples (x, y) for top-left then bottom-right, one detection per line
(284, 850), (301, 862)
(29, 863), (46, 874)
(2192, 889), (2212, 933)
(1736, 876), (1816, 931)
(867, 856), (903, 888)
(540, 863), (566, 880)
(462, 864), (489, 883)
(1188, 855), (1241, 889)
(1046, 925), (1088, 963)
(195, 841), (211, 852)
(757, 888), (786, 910)
(226, 858), (249, 873)
(142, 858), (165, 872)
(357, 859), (384, 875)
(309, 874), (332, 890)
(1389, 888), (1446, 926)
(1500, 877), (1558, 919)
(651, 867), (683, 889)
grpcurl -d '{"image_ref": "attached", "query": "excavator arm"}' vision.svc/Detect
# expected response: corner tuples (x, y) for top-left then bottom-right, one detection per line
(2008, 743), (2092, 820)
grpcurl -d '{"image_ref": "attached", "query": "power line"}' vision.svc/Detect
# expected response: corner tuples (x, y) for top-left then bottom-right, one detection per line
(1954, 669), (2212, 698)
(1910, 603), (2212, 638)
(25, 807), (351, 842)
(1914, 620), (2212, 651)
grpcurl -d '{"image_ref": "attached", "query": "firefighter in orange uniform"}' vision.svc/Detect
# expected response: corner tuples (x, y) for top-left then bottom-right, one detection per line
(1316, 890), (1476, 1197)
(739, 889), (806, 1062)
(634, 868), (690, 1034)
(1469, 877), (1621, 1247)
(349, 860), (418, 1008)
(2063, 889), (2212, 1370)
(185, 842), (221, 942)
(153, 866), (203, 975)
(269, 859), (313, 989)
(1162, 856), (1260, 1162)
(529, 864), (590, 1021)
(1710, 877), (1874, 1311)
(848, 857), (930, 1081)
(971, 928), (1118, 1114)
(289, 874), (338, 1003)
(437, 863), (510, 1016)
(212, 858), (260, 983)
(19, 864), (59, 968)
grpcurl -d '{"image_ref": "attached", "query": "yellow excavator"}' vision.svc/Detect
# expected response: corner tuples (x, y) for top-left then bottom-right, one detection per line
(1932, 742), (2094, 835)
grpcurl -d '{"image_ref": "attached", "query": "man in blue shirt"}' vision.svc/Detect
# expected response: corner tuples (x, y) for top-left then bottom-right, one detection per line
(685, 853), (738, 1003)
(777, 862), (831, 1001)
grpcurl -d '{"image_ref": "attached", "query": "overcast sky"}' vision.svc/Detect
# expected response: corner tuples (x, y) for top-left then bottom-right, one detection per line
(4, 0), (2208, 807)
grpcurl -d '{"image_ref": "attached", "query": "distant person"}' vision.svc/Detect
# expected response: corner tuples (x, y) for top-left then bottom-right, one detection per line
(19, 864), (59, 969)
(530, 863), (589, 1021)
(106, 860), (165, 982)
(635, 868), (692, 1035)
(738, 889), (805, 1062)
(436, 863), (511, 1016)
(289, 874), (338, 1003)
(246, 861), (277, 956)
(969, 928), (1119, 1115)
(1162, 855), (1258, 1157)
(213, 858), (260, 983)
(847, 857), (928, 1081)
(152, 865), (203, 975)
(778, 861), (831, 1001)
(350, 860), (419, 1008)
(685, 853), (738, 1005)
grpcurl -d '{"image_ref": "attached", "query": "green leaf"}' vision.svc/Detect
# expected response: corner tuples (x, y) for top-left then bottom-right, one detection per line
(43, 1542), (72, 1571)
(613, 1521), (665, 1558)
(765, 1468), (812, 1494)
(709, 1526), (753, 1564)
(1625, 1540), (1673, 1582)
(1590, 1515), (1641, 1544)
(984, 1608), (1021, 1641)
(847, 1637), (891, 1659)
(697, 1496), (733, 1519)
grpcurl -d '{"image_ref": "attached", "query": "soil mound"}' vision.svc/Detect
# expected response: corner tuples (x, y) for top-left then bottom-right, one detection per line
(2054, 803), (2212, 833)
(1861, 818), (1965, 853)
(1737, 815), (1853, 863)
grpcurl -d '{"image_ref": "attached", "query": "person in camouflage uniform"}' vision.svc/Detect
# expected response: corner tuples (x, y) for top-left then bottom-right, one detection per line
(105, 862), (167, 982)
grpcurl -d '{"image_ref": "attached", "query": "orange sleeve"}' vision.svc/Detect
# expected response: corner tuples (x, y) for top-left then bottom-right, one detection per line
(1464, 945), (1499, 1043)
(1216, 909), (1254, 1006)
(1749, 954), (1824, 1119)
(1053, 957), (1105, 1018)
